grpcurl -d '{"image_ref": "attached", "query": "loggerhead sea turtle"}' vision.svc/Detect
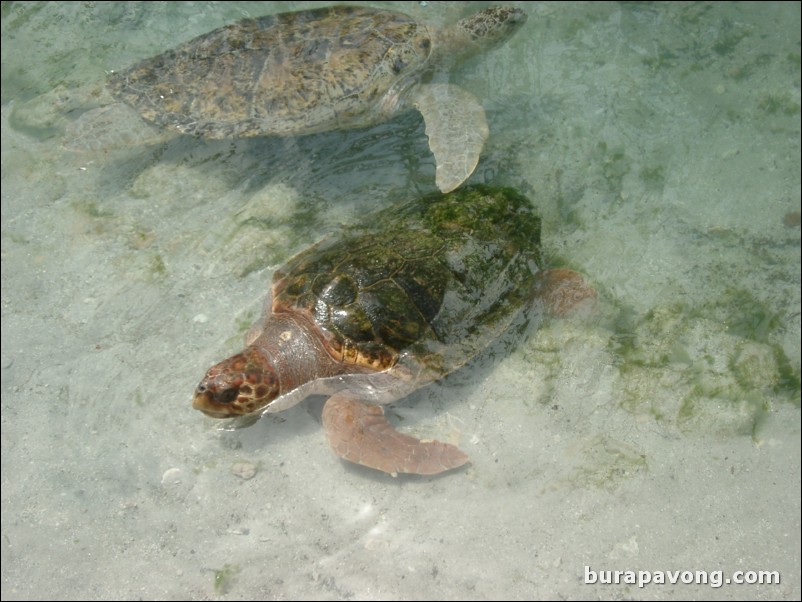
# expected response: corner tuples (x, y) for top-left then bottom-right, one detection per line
(69, 4), (526, 193)
(192, 186), (595, 475)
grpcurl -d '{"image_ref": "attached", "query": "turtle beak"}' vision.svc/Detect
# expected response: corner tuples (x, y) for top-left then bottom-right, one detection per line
(192, 391), (238, 418)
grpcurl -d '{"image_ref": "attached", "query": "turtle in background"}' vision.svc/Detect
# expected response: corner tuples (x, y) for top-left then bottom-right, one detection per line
(68, 4), (527, 192)
(192, 186), (595, 476)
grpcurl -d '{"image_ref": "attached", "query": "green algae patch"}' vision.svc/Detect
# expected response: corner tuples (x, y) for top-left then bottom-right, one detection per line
(608, 295), (799, 437)
(213, 563), (241, 594)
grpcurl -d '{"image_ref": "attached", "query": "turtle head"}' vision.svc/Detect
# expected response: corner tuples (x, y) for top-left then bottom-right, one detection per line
(455, 6), (527, 52)
(192, 346), (280, 418)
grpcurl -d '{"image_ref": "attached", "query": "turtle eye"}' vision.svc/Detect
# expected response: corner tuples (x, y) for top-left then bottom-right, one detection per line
(213, 388), (240, 405)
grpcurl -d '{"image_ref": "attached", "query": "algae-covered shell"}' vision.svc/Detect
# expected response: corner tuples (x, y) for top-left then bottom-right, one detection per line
(270, 184), (543, 377)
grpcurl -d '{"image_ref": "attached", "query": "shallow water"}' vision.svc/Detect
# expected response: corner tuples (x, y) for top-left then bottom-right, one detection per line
(1, 2), (800, 600)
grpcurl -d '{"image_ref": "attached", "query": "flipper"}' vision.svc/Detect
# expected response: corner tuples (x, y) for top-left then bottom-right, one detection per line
(413, 83), (489, 193)
(322, 395), (469, 476)
(64, 103), (168, 153)
(535, 268), (597, 317)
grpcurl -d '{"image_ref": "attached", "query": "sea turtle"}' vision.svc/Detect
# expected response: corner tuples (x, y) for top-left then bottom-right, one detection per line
(68, 4), (526, 192)
(192, 186), (595, 475)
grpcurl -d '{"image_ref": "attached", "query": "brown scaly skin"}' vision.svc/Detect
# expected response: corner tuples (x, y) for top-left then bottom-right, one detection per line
(192, 311), (470, 476)
(193, 313), (349, 418)
(193, 345), (278, 418)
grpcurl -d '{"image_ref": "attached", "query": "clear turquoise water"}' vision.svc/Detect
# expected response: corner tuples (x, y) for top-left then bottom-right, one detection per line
(2, 2), (799, 599)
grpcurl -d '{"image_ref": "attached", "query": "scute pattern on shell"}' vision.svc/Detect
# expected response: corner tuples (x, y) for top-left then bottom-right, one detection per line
(270, 185), (543, 375)
(108, 5), (432, 138)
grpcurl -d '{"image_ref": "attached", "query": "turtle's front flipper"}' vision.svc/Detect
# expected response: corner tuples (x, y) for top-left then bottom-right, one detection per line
(413, 83), (489, 193)
(322, 395), (469, 476)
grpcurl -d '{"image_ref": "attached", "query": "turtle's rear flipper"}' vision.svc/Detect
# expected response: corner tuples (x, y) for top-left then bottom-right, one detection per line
(535, 268), (597, 317)
(65, 103), (168, 153)
(413, 83), (489, 194)
(322, 395), (469, 476)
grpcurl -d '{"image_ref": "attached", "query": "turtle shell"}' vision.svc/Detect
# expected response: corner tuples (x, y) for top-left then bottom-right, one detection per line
(270, 185), (543, 378)
(108, 5), (433, 139)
